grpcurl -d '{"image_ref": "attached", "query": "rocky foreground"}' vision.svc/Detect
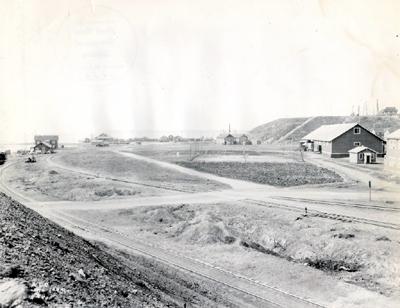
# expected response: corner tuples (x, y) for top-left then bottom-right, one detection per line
(0, 193), (176, 307)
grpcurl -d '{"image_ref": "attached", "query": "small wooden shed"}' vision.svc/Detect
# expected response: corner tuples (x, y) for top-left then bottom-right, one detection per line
(349, 146), (377, 164)
(33, 142), (52, 154)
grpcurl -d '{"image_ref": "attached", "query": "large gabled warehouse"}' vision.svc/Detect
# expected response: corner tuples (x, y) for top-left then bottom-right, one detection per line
(301, 123), (385, 158)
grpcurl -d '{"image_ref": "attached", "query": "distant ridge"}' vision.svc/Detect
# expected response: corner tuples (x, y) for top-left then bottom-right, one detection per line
(249, 116), (400, 143)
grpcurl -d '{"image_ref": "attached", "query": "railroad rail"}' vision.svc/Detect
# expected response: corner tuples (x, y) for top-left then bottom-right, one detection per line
(271, 196), (400, 212)
(246, 199), (400, 230)
(48, 210), (325, 308)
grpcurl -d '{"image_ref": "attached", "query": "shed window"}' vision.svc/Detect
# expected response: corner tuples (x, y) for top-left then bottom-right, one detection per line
(354, 142), (361, 146)
(354, 127), (361, 134)
(359, 153), (364, 160)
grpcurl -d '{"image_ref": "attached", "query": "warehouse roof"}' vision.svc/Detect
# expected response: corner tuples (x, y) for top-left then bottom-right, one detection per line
(302, 123), (358, 142)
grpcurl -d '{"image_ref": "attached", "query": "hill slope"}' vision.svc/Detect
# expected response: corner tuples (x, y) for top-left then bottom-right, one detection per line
(249, 116), (400, 143)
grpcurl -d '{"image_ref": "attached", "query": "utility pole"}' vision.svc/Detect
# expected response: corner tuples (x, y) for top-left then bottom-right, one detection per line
(369, 181), (372, 202)
(376, 99), (380, 115)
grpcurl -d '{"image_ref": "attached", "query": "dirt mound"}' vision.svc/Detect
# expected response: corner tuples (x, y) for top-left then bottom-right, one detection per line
(175, 212), (236, 245)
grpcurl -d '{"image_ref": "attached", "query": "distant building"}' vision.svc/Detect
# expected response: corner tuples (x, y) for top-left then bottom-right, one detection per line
(173, 136), (184, 142)
(34, 135), (59, 149)
(223, 133), (252, 145)
(238, 134), (251, 145)
(379, 106), (398, 116)
(94, 133), (113, 143)
(301, 123), (385, 158)
(159, 136), (169, 142)
(349, 146), (377, 164)
(33, 142), (53, 154)
(92, 133), (113, 146)
(385, 129), (400, 170)
(224, 134), (236, 145)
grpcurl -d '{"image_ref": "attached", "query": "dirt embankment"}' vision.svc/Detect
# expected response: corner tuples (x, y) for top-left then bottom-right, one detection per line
(108, 202), (400, 297)
(0, 193), (179, 307)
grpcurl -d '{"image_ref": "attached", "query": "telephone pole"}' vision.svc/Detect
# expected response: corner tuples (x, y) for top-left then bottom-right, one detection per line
(376, 99), (380, 115)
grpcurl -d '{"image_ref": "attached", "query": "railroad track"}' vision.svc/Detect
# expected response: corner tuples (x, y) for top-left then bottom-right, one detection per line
(246, 199), (400, 230)
(48, 210), (325, 308)
(271, 196), (400, 212)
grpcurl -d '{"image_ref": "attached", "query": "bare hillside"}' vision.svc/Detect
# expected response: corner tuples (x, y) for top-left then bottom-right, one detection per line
(249, 116), (400, 143)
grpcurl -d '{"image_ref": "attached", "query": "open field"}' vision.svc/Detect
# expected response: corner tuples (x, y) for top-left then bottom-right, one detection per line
(176, 161), (343, 186)
(3, 158), (171, 201)
(69, 201), (400, 301)
(122, 143), (300, 163)
(122, 143), (343, 187)
(56, 148), (229, 192)
(2, 143), (398, 307)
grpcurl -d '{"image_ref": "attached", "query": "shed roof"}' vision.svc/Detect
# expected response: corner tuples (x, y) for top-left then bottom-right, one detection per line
(387, 129), (400, 140)
(302, 123), (358, 142)
(34, 135), (59, 141)
(348, 146), (377, 154)
(35, 141), (52, 148)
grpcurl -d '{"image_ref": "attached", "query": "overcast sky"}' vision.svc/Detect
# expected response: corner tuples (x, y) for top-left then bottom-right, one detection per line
(0, 0), (399, 142)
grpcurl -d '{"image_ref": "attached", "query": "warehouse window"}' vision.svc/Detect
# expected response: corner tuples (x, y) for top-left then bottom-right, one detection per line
(354, 127), (361, 134)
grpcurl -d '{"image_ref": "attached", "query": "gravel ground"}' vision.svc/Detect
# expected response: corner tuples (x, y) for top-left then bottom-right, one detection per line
(176, 161), (343, 186)
(89, 202), (400, 298)
(4, 158), (170, 202)
(0, 193), (178, 307)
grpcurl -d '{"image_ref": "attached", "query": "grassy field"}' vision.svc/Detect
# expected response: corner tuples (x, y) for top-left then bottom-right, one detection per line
(3, 158), (170, 201)
(74, 201), (400, 298)
(122, 143), (342, 187)
(176, 161), (342, 186)
(56, 148), (229, 192)
(123, 143), (300, 163)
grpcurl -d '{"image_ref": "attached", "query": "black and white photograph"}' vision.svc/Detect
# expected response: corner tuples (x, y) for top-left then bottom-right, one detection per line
(0, 1), (399, 307)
